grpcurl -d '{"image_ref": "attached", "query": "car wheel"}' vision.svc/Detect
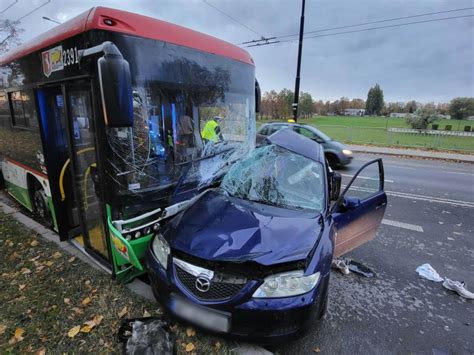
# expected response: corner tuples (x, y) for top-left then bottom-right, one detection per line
(325, 154), (339, 168)
(33, 188), (51, 224)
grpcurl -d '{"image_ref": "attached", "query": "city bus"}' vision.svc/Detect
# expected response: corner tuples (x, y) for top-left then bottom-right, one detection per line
(0, 7), (259, 282)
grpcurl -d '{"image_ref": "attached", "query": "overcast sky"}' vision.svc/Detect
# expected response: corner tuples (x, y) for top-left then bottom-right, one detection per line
(2, 0), (473, 102)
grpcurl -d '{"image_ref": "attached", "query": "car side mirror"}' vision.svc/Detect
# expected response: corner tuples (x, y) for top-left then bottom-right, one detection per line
(341, 196), (360, 210)
(255, 79), (261, 113)
(97, 46), (133, 127)
(330, 172), (341, 201)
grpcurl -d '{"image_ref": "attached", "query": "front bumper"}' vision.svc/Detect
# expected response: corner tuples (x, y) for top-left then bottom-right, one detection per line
(146, 249), (329, 342)
(339, 154), (353, 165)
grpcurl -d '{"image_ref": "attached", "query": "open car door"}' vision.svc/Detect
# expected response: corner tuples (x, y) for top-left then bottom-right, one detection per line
(331, 158), (387, 257)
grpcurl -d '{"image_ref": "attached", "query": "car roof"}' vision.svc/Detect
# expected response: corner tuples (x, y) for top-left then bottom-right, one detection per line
(264, 128), (323, 163)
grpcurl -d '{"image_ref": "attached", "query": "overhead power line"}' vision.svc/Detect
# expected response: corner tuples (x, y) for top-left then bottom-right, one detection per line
(0, 0), (18, 15)
(14, 0), (51, 23)
(246, 14), (474, 48)
(202, 0), (265, 38)
(241, 6), (474, 45)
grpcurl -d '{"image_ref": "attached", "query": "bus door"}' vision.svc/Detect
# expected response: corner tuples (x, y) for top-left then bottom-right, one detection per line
(36, 83), (110, 263)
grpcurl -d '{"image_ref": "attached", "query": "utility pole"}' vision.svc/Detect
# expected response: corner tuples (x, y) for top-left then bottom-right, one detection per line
(292, 0), (306, 122)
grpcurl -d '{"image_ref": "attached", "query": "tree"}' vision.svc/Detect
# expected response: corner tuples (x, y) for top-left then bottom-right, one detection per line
(386, 102), (404, 114)
(449, 97), (474, 120)
(406, 106), (440, 129)
(0, 19), (23, 55)
(404, 100), (418, 113)
(365, 84), (384, 115)
(298, 92), (314, 118)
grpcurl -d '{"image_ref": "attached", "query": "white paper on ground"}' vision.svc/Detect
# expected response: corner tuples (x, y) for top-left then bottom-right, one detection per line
(416, 263), (444, 282)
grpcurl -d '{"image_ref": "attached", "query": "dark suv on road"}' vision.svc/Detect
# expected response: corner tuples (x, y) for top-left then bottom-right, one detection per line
(258, 122), (353, 167)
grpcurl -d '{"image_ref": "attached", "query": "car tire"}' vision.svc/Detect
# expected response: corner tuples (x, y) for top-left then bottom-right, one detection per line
(325, 154), (339, 168)
(33, 187), (51, 224)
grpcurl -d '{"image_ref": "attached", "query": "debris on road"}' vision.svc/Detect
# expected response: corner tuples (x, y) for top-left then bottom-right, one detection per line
(332, 258), (375, 277)
(331, 259), (350, 274)
(345, 259), (376, 278)
(442, 279), (474, 300)
(118, 318), (174, 355)
(416, 263), (444, 282)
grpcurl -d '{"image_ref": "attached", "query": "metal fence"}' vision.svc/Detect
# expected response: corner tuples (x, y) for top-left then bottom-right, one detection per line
(315, 125), (474, 152)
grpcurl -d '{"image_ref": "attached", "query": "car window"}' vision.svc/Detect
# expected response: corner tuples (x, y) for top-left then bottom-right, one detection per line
(295, 127), (324, 143)
(346, 161), (382, 201)
(221, 144), (325, 212)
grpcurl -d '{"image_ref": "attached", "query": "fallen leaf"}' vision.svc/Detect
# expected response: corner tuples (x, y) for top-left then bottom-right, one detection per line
(35, 348), (46, 355)
(81, 297), (91, 306)
(64, 298), (71, 305)
(67, 325), (80, 338)
(30, 240), (39, 247)
(18, 284), (26, 291)
(0, 324), (6, 335)
(85, 280), (91, 286)
(29, 255), (41, 262)
(313, 347), (321, 353)
(185, 343), (195, 352)
(214, 342), (221, 350)
(186, 327), (196, 337)
(92, 315), (103, 326)
(8, 328), (25, 344)
(20, 268), (32, 275)
(80, 323), (94, 333)
(118, 306), (128, 318)
(143, 310), (151, 317)
(68, 257), (76, 263)
(36, 265), (45, 272)
(7, 240), (14, 247)
(45, 261), (54, 267)
(52, 252), (62, 259)
(71, 307), (83, 315)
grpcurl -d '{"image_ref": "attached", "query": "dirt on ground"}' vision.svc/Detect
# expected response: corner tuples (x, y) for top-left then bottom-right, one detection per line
(0, 210), (234, 354)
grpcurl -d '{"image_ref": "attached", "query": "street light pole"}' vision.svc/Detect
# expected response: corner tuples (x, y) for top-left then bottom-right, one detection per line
(42, 16), (61, 25)
(292, 0), (306, 122)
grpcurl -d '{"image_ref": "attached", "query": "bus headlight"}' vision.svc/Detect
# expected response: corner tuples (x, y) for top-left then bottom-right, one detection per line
(151, 234), (170, 269)
(252, 270), (320, 298)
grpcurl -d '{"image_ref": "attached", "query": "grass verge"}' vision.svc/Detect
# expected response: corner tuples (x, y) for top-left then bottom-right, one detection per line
(0, 210), (233, 354)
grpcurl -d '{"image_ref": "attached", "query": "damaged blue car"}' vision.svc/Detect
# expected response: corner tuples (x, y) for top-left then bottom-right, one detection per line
(146, 128), (387, 341)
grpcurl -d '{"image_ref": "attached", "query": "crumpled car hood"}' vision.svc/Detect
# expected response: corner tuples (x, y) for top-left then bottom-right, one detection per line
(165, 190), (322, 266)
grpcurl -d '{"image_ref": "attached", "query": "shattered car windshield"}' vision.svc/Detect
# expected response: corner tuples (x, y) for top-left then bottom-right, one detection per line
(221, 145), (325, 212)
(104, 34), (255, 199)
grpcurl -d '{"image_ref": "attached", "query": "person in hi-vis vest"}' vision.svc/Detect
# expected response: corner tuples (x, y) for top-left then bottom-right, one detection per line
(201, 116), (224, 143)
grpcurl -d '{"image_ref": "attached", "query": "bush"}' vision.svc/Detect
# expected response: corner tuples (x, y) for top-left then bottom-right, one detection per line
(406, 107), (440, 130)
(445, 125), (452, 131)
(464, 126), (471, 132)
(432, 124), (439, 130)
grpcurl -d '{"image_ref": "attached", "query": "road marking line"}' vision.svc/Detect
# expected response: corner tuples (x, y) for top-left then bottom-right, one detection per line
(341, 174), (394, 183)
(342, 185), (474, 208)
(382, 219), (424, 232)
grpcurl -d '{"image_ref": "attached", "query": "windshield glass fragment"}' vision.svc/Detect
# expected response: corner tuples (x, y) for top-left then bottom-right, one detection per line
(221, 145), (325, 212)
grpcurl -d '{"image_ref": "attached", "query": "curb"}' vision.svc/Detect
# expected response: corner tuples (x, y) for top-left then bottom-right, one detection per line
(350, 148), (474, 164)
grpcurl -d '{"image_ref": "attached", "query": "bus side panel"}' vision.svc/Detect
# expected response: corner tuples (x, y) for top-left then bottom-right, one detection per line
(0, 87), (57, 230)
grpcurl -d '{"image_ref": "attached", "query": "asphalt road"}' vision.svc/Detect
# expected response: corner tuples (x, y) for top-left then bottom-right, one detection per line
(276, 154), (474, 354)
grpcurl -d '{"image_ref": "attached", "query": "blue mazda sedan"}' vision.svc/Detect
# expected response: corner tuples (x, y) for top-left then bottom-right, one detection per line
(146, 129), (387, 341)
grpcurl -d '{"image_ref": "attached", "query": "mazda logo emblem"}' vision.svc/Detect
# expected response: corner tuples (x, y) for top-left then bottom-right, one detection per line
(195, 275), (211, 293)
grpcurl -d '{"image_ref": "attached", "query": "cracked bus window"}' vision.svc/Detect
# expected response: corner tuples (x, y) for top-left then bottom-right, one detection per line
(103, 36), (255, 203)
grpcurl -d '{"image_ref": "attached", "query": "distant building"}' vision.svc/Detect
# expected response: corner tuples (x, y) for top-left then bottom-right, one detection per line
(390, 112), (408, 118)
(344, 108), (365, 116)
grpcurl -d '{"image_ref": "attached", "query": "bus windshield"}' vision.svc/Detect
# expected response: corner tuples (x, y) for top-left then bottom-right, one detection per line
(104, 35), (256, 201)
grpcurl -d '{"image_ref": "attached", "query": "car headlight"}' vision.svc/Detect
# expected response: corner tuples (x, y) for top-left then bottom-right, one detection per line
(342, 149), (352, 156)
(151, 233), (170, 269)
(252, 270), (320, 298)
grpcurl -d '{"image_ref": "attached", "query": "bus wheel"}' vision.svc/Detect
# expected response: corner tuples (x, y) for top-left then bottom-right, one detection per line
(33, 187), (51, 223)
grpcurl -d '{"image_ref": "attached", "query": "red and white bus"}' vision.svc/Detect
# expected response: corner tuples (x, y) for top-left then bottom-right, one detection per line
(0, 7), (259, 281)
